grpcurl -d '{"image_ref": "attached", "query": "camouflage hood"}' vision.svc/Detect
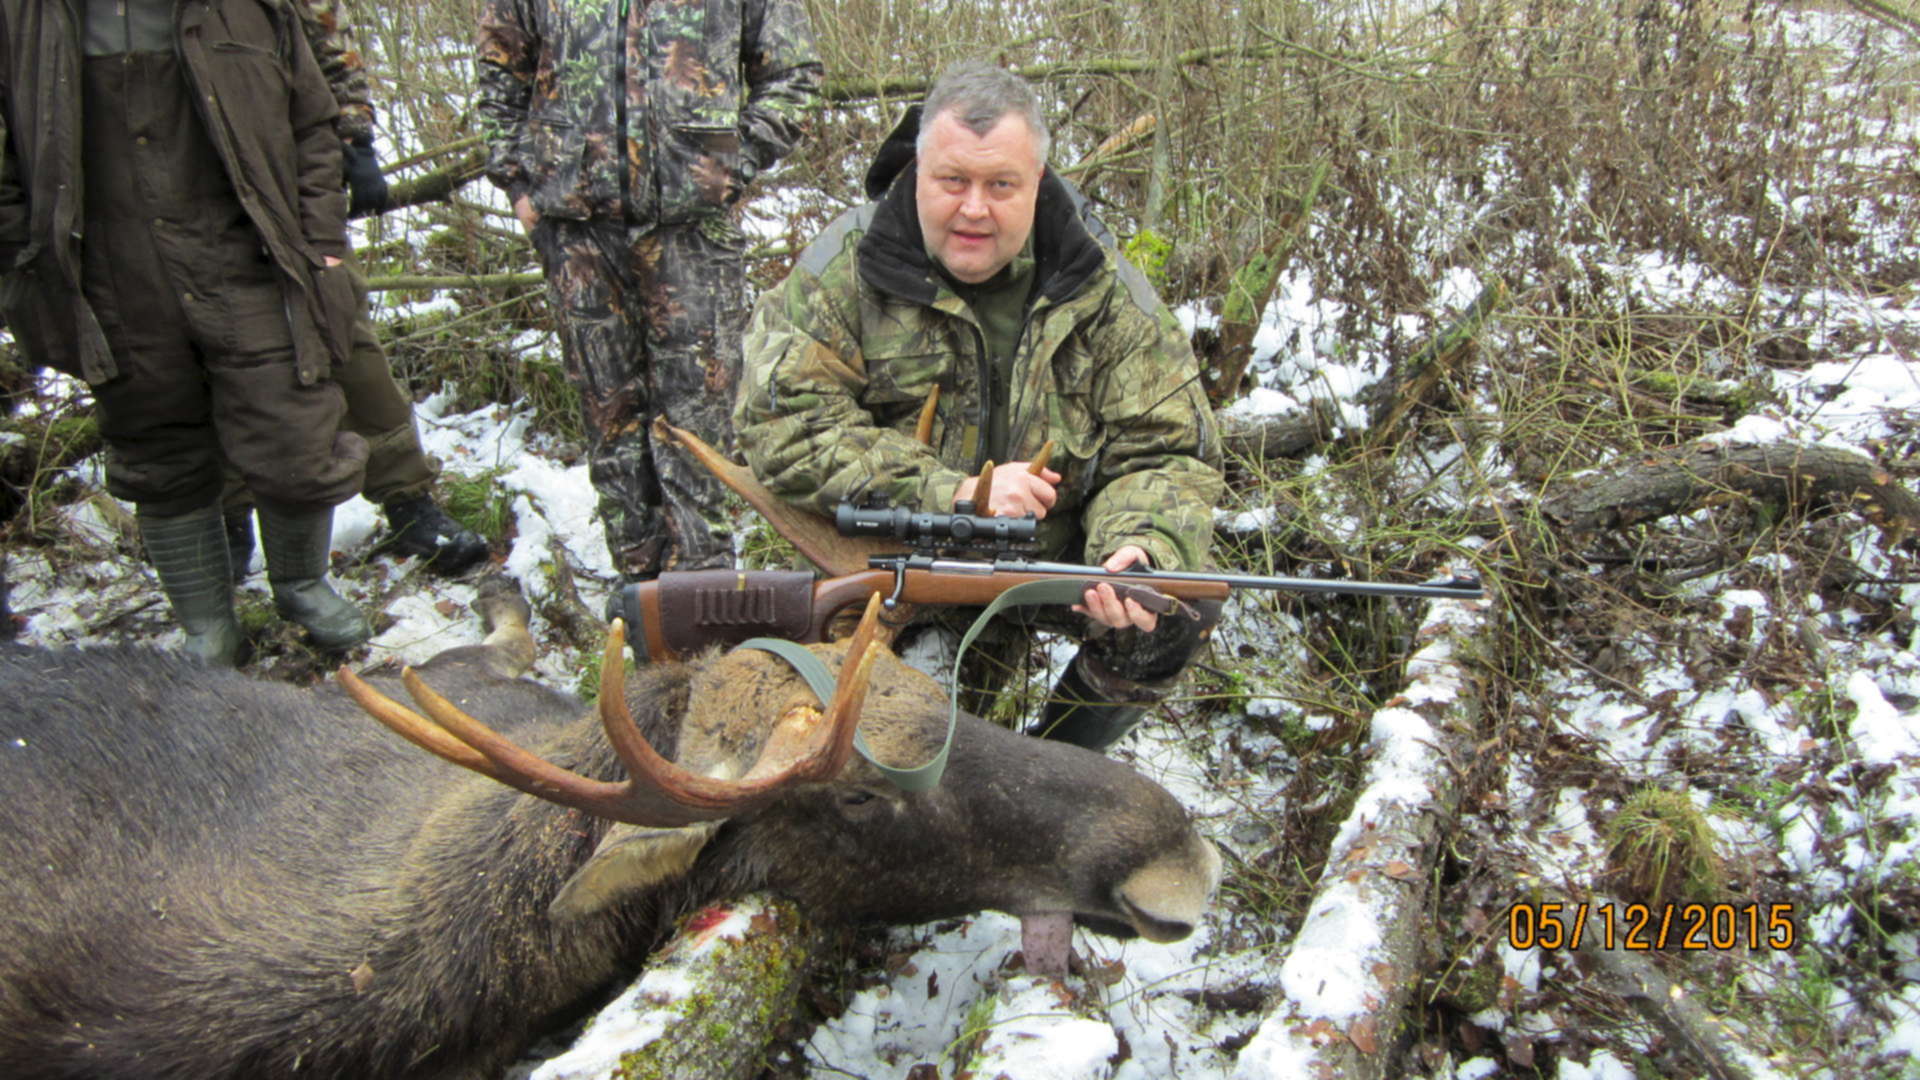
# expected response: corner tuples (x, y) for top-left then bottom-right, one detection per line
(735, 122), (1222, 572)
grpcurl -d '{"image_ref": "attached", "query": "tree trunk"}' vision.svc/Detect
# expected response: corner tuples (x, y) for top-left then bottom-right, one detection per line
(1204, 165), (1325, 405)
(1234, 598), (1486, 1078)
(1540, 440), (1920, 538)
(1360, 277), (1507, 445)
(529, 895), (819, 1080)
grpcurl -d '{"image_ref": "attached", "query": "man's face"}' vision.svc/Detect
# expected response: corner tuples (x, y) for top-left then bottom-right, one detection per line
(915, 108), (1043, 285)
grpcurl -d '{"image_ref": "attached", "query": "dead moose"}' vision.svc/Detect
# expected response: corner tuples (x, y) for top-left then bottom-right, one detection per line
(0, 581), (1220, 1080)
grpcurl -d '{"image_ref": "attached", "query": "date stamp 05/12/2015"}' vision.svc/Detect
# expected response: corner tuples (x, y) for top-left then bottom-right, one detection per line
(1506, 901), (1799, 952)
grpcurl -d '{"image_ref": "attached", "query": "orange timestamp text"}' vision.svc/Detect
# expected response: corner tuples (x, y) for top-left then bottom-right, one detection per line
(1506, 901), (1797, 951)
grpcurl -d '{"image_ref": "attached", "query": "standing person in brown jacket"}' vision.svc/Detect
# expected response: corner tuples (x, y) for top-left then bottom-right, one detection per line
(0, 0), (371, 664)
(213, 0), (490, 580)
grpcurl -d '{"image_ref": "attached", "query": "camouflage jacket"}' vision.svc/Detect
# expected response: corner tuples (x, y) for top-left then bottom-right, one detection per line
(735, 120), (1222, 572)
(476, 0), (820, 224)
(295, 0), (376, 143)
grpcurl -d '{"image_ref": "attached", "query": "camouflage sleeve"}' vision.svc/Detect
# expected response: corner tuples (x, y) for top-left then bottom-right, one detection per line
(295, 0), (377, 143)
(735, 258), (972, 521)
(1079, 292), (1224, 573)
(475, 0), (539, 201)
(735, 0), (823, 188)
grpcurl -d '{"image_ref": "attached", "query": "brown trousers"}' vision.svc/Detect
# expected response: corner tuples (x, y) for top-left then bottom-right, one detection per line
(220, 256), (435, 513)
(83, 229), (365, 516)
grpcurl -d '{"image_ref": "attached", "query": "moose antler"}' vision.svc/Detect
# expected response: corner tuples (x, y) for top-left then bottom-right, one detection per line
(650, 417), (904, 577)
(336, 593), (887, 826)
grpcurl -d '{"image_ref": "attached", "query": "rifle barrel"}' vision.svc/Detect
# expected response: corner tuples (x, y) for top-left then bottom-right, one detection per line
(990, 558), (1486, 601)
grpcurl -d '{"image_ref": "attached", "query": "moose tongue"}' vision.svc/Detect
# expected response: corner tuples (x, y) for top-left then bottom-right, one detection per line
(1019, 912), (1072, 976)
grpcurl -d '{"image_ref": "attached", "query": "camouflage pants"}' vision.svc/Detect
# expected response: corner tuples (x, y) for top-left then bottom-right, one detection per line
(532, 216), (743, 578)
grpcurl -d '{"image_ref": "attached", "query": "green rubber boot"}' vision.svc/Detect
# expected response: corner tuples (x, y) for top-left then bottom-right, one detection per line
(1029, 659), (1150, 753)
(138, 504), (242, 666)
(257, 504), (370, 650)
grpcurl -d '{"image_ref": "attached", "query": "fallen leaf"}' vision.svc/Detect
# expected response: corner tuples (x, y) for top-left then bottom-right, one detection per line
(1348, 1016), (1380, 1053)
(1292, 1018), (1340, 1045)
(1383, 860), (1420, 881)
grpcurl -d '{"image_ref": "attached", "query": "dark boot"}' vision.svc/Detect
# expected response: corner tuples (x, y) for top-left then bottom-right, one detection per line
(257, 504), (370, 650)
(379, 494), (489, 574)
(138, 504), (242, 666)
(1029, 658), (1151, 753)
(223, 506), (256, 583)
(0, 557), (12, 641)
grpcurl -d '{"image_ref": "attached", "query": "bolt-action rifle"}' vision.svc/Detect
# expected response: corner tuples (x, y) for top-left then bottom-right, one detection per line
(610, 492), (1482, 664)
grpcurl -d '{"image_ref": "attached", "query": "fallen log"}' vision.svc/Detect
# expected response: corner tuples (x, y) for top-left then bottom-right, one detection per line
(1540, 439), (1920, 540)
(1233, 597), (1487, 1078)
(1563, 895), (1760, 1080)
(1218, 399), (1343, 466)
(529, 895), (819, 1080)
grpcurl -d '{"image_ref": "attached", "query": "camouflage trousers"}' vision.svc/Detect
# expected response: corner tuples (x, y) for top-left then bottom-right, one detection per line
(531, 216), (745, 578)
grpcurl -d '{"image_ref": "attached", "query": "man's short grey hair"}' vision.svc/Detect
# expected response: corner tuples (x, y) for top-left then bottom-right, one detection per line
(916, 60), (1050, 164)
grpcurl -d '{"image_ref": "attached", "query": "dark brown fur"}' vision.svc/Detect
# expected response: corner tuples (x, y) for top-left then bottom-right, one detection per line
(0, 633), (1215, 1080)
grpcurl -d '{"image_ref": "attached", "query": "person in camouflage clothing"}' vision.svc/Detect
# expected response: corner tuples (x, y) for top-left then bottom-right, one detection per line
(735, 61), (1225, 753)
(215, 0), (490, 579)
(477, 0), (821, 579)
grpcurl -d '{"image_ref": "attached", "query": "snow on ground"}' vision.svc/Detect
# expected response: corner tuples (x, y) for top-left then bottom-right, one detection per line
(4, 6), (1918, 1078)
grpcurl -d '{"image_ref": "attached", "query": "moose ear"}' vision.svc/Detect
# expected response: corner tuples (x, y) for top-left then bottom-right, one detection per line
(548, 821), (720, 921)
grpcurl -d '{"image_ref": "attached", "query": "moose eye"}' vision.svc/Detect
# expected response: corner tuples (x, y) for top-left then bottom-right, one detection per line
(840, 790), (877, 807)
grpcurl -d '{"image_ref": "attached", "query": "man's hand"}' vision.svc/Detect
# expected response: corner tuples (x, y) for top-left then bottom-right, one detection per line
(1074, 545), (1158, 632)
(952, 461), (1061, 518)
(513, 194), (540, 234)
(323, 256), (343, 268)
(341, 137), (392, 218)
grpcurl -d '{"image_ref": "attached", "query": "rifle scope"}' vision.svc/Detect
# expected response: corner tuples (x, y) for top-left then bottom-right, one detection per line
(835, 501), (1038, 549)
